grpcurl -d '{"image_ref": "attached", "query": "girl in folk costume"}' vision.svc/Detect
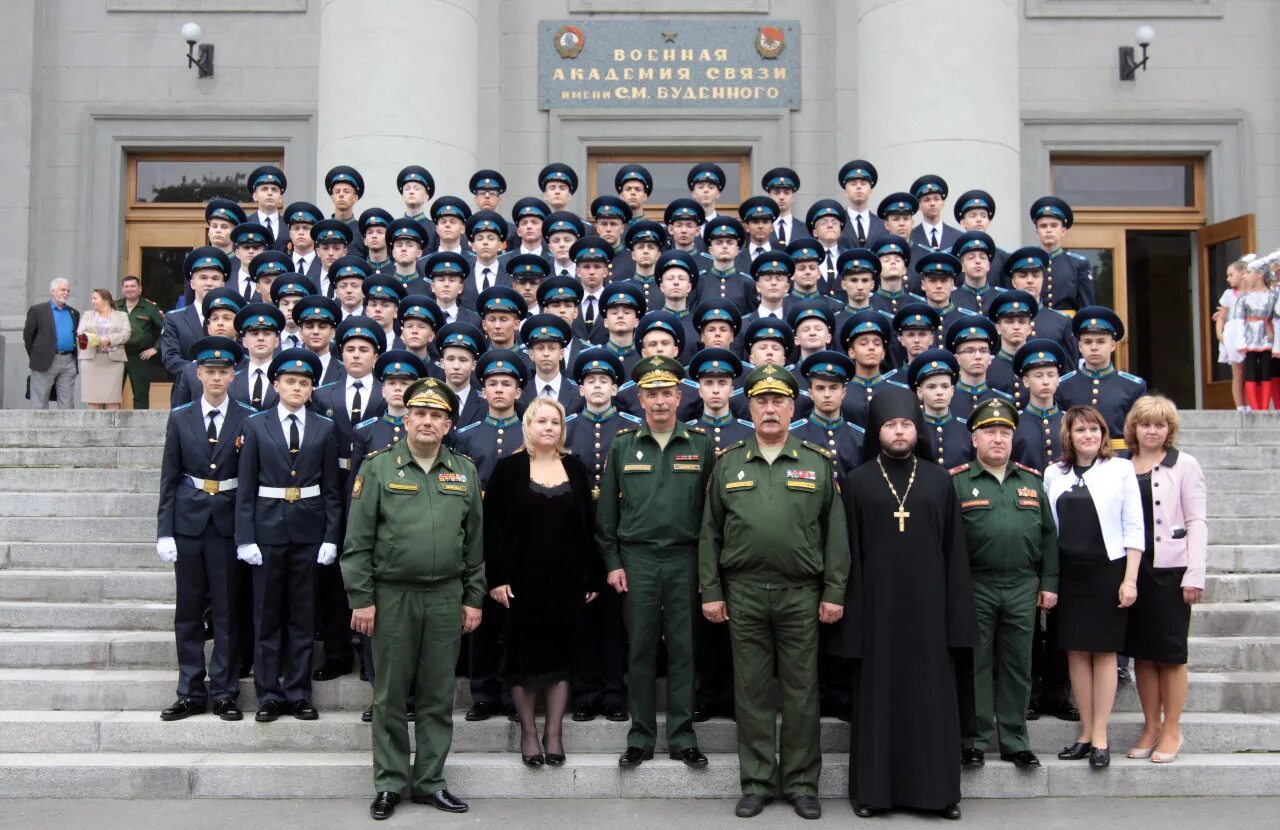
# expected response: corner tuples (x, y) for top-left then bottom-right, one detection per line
(1228, 257), (1277, 410)
(1270, 252), (1280, 408)
(1213, 257), (1247, 410)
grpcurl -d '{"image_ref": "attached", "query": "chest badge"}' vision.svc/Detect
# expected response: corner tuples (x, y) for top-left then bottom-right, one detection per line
(636, 450), (644, 460)
(737, 470), (745, 481)
(971, 487), (980, 497)
(398, 469), (406, 479)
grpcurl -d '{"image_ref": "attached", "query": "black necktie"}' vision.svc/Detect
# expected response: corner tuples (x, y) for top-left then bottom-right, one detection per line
(265, 217), (274, 239)
(584, 296), (596, 326)
(855, 216), (866, 246)
(207, 410), (219, 443)
(288, 334), (300, 349)
(753, 246), (763, 260)
(482, 267), (492, 291)
(930, 229), (939, 249)
(251, 370), (264, 408)
(776, 219), (786, 245)
(296, 256), (305, 272)
(542, 384), (554, 398)
(559, 269), (569, 277)
(350, 380), (363, 423)
(825, 250), (835, 282)
(288, 414), (300, 454)
(243, 278), (256, 302)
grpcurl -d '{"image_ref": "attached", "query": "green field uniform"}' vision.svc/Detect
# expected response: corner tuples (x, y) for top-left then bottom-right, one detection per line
(951, 459), (1058, 754)
(699, 434), (850, 798)
(116, 296), (163, 408)
(341, 443), (484, 796)
(595, 419), (714, 752)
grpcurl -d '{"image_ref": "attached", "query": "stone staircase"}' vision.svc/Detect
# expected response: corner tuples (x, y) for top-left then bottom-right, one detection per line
(1, 410), (1278, 799)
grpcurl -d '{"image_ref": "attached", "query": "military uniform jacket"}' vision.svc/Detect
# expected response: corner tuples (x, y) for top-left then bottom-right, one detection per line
(1056, 365), (1146, 442)
(691, 413), (756, 456)
(452, 414), (521, 488)
(950, 461), (1059, 593)
(933, 302), (981, 348)
(698, 435), (850, 605)
(311, 378), (387, 471)
(986, 351), (1029, 410)
(594, 420), (715, 570)
(518, 376), (585, 415)
(921, 412), (974, 469)
(789, 414), (865, 481)
(350, 413), (406, 481)
(157, 398), (255, 538)
(230, 363), (279, 411)
(340, 443), (485, 610)
(566, 406), (643, 496)
(1042, 250), (1094, 312)
(117, 297), (163, 354)
(1030, 307), (1078, 366)
(630, 275), (663, 314)
(952, 283), (1006, 314)
(840, 371), (909, 428)
(158, 305), (204, 375)
(950, 381), (1013, 422)
(869, 288), (924, 318)
(235, 408), (343, 547)
(1013, 404), (1063, 473)
(693, 266), (757, 315)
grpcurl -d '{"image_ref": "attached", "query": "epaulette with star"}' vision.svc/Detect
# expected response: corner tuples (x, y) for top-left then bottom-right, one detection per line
(800, 440), (831, 459)
(616, 427), (638, 436)
(720, 439), (748, 454)
(688, 425), (706, 434)
(949, 463), (971, 476)
(365, 447), (385, 460)
(1014, 462), (1042, 477)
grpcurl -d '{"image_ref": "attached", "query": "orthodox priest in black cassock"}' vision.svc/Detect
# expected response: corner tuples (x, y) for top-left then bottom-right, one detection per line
(830, 385), (976, 818)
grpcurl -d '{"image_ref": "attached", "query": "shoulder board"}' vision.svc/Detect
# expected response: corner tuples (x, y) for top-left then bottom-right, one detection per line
(688, 425), (706, 434)
(957, 307), (980, 316)
(355, 416), (379, 429)
(789, 418), (808, 430)
(1067, 251), (1088, 261)
(620, 412), (642, 423)
(563, 413), (579, 424)
(249, 409), (272, 418)
(729, 387), (744, 398)
(685, 418), (697, 426)
(1047, 307), (1070, 318)
(949, 463), (971, 475)
(456, 421), (482, 433)
(886, 379), (910, 390)
(618, 380), (636, 391)
(171, 402), (195, 412)
(800, 440), (832, 458)
(1118, 371), (1145, 384)
(616, 426), (638, 435)
(234, 400), (256, 412)
(876, 309), (893, 318)
(1059, 370), (1078, 382)
(720, 439), (748, 453)
(848, 421), (866, 434)
(316, 381), (338, 390)
(312, 412), (333, 422)
(991, 286), (1008, 294)
(958, 416), (968, 426)
(742, 274), (756, 284)
(736, 418), (754, 428)
(1014, 462), (1043, 478)
(364, 447), (385, 460)
(990, 389), (1013, 401)
(680, 377), (699, 389)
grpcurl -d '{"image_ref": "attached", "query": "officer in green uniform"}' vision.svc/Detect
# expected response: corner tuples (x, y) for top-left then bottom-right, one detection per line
(951, 397), (1059, 769)
(116, 275), (164, 409)
(699, 364), (850, 821)
(341, 377), (484, 821)
(596, 355), (713, 770)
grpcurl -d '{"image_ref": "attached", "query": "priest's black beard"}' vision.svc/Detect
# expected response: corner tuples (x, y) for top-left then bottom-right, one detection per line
(881, 441), (916, 459)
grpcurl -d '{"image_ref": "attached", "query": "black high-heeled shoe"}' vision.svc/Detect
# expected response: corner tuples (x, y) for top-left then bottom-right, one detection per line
(1058, 741), (1092, 760)
(1089, 746), (1111, 769)
(545, 752), (565, 766)
(522, 752), (545, 767)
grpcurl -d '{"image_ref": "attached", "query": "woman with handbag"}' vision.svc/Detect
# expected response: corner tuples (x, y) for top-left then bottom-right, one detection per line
(76, 288), (131, 409)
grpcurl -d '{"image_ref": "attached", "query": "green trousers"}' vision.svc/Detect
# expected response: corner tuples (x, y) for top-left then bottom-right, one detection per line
(124, 352), (151, 409)
(726, 581), (821, 798)
(962, 575), (1039, 754)
(621, 545), (697, 752)
(371, 582), (462, 795)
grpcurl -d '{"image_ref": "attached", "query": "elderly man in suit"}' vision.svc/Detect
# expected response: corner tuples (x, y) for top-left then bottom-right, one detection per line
(24, 278), (81, 408)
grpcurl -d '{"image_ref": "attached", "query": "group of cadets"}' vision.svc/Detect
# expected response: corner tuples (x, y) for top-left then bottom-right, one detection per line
(155, 159), (1148, 725)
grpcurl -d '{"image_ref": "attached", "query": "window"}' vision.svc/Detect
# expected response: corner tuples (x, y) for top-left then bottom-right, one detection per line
(587, 152), (751, 220)
(1051, 162), (1195, 208)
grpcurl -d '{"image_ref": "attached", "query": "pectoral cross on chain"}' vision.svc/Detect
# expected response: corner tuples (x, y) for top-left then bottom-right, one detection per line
(893, 507), (910, 533)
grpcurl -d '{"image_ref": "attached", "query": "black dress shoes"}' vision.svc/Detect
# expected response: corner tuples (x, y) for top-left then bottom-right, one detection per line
(369, 791), (400, 820)
(361, 709), (373, 723)
(411, 789), (468, 813)
(618, 746), (654, 767)
(254, 700), (281, 722)
(522, 752), (544, 768)
(160, 697), (205, 722)
(238, 664), (253, 679)
(311, 665), (352, 682)
(465, 702), (493, 721)
(290, 700), (318, 720)
(1089, 747), (1111, 769)
(961, 747), (985, 767)
(940, 802), (962, 820)
(572, 702), (596, 722)
(604, 704), (628, 722)
(1058, 741), (1092, 760)
(853, 803), (881, 818)
(212, 698), (242, 721)
(692, 709), (711, 723)
(405, 704), (416, 722)
(1026, 705), (1041, 721)
(790, 795), (821, 820)
(734, 794), (772, 818)
(504, 704), (520, 722)
(669, 747), (708, 768)
(1001, 750), (1041, 767)
(545, 752), (565, 767)
(1050, 701), (1081, 722)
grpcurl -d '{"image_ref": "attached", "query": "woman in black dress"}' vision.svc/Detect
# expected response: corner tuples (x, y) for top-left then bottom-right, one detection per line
(1043, 406), (1144, 770)
(1123, 395), (1207, 764)
(484, 398), (600, 766)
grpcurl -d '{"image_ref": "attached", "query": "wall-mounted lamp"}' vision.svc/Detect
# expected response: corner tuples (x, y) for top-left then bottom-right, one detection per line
(182, 22), (214, 79)
(1119, 25), (1155, 81)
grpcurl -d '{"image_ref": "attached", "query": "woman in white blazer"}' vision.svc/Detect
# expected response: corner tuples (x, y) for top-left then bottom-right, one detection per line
(76, 288), (131, 409)
(1043, 405), (1144, 770)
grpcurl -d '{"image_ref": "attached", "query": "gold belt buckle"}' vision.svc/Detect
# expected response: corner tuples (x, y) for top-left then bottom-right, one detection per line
(202, 479), (219, 496)
(284, 487), (302, 503)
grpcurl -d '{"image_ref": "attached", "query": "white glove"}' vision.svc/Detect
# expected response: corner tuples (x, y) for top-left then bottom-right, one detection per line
(155, 537), (178, 563)
(236, 544), (263, 566)
(317, 543), (338, 566)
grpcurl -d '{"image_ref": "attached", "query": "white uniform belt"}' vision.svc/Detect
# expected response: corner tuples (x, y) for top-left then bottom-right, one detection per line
(258, 485), (321, 502)
(186, 475), (238, 494)
(338, 458), (350, 470)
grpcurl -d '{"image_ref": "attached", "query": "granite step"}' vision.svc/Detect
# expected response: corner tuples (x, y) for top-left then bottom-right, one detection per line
(1168, 445), (1280, 470)
(0, 517), (156, 543)
(0, 543), (170, 571)
(1177, 428), (1280, 446)
(0, 428), (165, 449)
(1, 750), (1278, 799)
(1207, 545), (1280, 574)
(0, 468), (159, 493)
(2, 710), (1277, 756)
(0, 412), (168, 430)
(2, 669), (1276, 714)
(1188, 602), (1280, 636)
(0, 493), (159, 518)
(0, 447), (159, 469)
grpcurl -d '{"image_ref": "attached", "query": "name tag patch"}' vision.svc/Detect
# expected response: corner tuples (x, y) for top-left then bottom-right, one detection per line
(961, 498), (991, 510)
(387, 481), (419, 493)
(725, 480), (755, 491)
(785, 480), (816, 492)
(439, 483), (468, 495)
(1017, 498), (1040, 508)
(623, 464), (652, 473)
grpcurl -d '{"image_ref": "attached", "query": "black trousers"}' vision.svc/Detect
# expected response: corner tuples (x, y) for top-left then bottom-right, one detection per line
(316, 560), (355, 670)
(236, 561), (255, 673)
(253, 543), (317, 704)
(573, 588), (627, 708)
(1030, 608), (1071, 707)
(695, 613), (734, 713)
(174, 532), (239, 701)
(468, 595), (511, 707)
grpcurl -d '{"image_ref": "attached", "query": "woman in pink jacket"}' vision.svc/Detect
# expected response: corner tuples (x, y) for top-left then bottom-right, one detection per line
(1122, 395), (1207, 764)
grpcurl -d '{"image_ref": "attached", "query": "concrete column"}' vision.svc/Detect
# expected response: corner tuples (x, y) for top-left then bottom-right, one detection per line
(1, 0), (38, 407)
(316, 0), (479, 210)
(855, 0), (1021, 242)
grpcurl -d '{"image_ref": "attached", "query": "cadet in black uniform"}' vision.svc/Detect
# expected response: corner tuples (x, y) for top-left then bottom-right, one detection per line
(614, 163), (653, 221)
(565, 348), (638, 723)
(235, 348), (343, 722)
(696, 216), (757, 315)
(351, 350), (429, 479)
(692, 298), (744, 359)
(945, 316), (1014, 421)
(569, 235), (613, 344)
(384, 218), (433, 298)
(654, 250), (701, 360)
(785, 237), (843, 313)
(1030, 196), (1094, 313)
(623, 220), (669, 312)
(590, 195), (634, 282)
(762, 167), (800, 247)
(736, 195), (781, 272)
(536, 274), (594, 370)
(598, 280), (646, 376)
(889, 302), (942, 373)
(157, 337), (256, 722)
(169, 287), (245, 407)
(838, 310), (907, 427)
(688, 161), (726, 225)
(616, 310), (701, 420)
(804, 199), (847, 297)
(505, 252), (550, 321)
(396, 294), (444, 369)
(916, 251), (979, 346)
(868, 234), (924, 317)
(538, 163), (578, 213)
(396, 165), (438, 250)
(1057, 307), (1147, 451)
(791, 350), (865, 481)
(687, 347), (753, 452)
(909, 348), (973, 468)
(436, 322), (488, 430)
(1004, 247), (1079, 366)
(358, 207), (395, 278)
(230, 303), (284, 411)
(732, 317), (813, 420)
(1012, 340), (1069, 474)
(427, 195), (472, 259)
(953, 190), (1008, 288)
(986, 290), (1040, 409)
(518, 313), (583, 415)
(664, 198), (710, 259)
(951, 231), (1006, 313)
